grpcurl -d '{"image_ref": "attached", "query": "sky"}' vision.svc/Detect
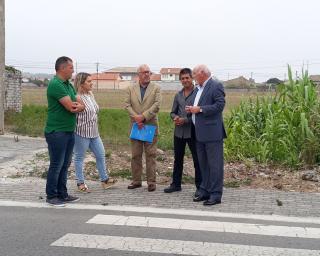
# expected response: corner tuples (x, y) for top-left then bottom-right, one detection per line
(5, 0), (320, 82)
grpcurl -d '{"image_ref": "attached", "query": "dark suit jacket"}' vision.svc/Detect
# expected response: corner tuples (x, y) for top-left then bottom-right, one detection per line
(193, 78), (227, 143)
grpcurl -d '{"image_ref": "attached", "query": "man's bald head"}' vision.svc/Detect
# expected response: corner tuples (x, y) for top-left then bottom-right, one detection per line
(193, 65), (211, 85)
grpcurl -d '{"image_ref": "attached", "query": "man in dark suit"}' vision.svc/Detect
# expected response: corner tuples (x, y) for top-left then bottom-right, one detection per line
(185, 65), (227, 206)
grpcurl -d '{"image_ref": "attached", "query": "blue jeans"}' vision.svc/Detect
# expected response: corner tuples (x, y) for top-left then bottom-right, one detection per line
(45, 131), (75, 199)
(74, 134), (108, 184)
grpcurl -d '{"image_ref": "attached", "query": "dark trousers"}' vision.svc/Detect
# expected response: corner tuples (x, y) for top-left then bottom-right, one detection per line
(172, 130), (201, 188)
(196, 140), (224, 201)
(45, 131), (75, 199)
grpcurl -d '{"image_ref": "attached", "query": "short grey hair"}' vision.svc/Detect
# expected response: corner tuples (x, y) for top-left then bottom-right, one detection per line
(194, 64), (211, 77)
(137, 64), (150, 73)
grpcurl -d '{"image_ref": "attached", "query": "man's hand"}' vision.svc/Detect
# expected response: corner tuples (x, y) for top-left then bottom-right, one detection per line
(71, 102), (85, 113)
(185, 106), (201, 114)
(133, 114), (145, 124)
(173, 116), (185, 126)
(137, 122), (144, 129)
(132, 114), (145, 129)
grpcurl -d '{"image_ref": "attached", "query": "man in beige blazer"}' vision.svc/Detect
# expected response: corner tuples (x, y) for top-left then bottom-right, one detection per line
(124, 64), (161, 192)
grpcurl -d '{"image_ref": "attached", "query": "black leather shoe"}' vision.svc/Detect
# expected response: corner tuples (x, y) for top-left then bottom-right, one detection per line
(193, 195), (209, 202)
(127, 183), (142, 189)
(164, 185), (181, 193)
(194, 190), (201, 197)
(203, 199), (221, 206)
(148, 184), (156, 192)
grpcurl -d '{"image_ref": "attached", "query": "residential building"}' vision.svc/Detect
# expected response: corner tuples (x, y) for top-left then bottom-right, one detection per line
(160, 68), (181, 81)
(310, 75), (320, 87)
(104, 67), (138, 81)
(223, 76), (254, 89)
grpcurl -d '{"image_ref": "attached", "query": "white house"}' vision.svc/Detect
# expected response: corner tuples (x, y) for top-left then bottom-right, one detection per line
(160, 68), (181, 81)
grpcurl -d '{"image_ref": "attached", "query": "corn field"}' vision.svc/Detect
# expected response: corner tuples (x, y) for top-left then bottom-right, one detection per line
(225, 66), (320, 167)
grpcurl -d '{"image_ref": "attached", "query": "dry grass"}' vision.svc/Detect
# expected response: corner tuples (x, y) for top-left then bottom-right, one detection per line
(22, 88), (272, 114)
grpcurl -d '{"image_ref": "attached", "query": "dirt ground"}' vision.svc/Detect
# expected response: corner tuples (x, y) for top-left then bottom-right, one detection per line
(8, 144), (320, 193)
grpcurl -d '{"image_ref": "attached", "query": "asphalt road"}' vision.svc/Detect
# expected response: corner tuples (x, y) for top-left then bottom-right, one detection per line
(1, 203), (320, 256)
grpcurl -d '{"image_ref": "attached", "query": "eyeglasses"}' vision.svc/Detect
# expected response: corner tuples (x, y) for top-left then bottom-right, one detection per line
(139, 71), (152, 75)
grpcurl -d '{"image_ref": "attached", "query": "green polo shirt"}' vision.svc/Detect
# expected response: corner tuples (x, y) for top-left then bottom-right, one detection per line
(45, 75), (77, 133)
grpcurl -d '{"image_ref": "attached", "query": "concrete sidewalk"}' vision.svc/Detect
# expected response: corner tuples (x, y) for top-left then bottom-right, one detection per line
(1, 134), (320, 217)
(1, 177), (320, 217)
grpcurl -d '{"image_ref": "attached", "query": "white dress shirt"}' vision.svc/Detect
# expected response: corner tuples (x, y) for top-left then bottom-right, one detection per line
(192, 77), (211, 124)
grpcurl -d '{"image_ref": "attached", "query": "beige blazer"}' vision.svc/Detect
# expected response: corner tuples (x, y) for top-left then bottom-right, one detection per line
(124, 82), (161, 134)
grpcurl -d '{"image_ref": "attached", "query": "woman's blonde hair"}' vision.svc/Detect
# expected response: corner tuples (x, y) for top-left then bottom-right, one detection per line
(74, 72), (91, 94)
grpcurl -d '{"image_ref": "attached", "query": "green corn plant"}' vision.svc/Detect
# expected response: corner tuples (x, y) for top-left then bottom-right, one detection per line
(225, 65), (320, 167)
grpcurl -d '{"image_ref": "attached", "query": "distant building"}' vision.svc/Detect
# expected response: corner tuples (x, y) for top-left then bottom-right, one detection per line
(150, 73), (161, 81)
(160, 68), (181, 81)
(104, 67), (138, 81)
(309, 75), (320, 87)
(223, 76), (254, 89)
(90, 73), (122, 89)
(90, 66), (162, 89)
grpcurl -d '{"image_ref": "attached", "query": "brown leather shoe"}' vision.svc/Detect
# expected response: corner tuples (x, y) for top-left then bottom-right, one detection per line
(148, 184), (156, 192)
(127, 183), (142, 189)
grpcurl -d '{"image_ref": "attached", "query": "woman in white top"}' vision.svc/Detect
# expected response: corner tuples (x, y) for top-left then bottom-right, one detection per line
(73, 72), (116, 192)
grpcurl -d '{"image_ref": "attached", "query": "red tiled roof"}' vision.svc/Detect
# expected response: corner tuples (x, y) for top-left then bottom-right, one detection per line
(90, 73), (120, 81)
(160, 68), (181, 75)
(104, 67), (138, 73)
(150, 74), (161, 81)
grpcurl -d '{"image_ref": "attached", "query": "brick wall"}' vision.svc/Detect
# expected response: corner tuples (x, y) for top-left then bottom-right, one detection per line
(4, 70), (22, 112)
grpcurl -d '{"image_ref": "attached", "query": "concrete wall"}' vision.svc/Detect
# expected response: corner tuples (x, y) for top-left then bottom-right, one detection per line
(4, 70), (22, 112)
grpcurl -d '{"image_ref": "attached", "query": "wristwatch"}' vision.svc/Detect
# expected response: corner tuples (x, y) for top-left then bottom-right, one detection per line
(199, 108), (203, 113)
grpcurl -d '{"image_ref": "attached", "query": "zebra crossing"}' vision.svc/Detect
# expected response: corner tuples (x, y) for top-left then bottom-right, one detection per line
(49, 204), (320, 256)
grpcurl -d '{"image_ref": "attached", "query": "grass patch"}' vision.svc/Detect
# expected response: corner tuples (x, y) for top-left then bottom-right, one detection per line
(110, 168), (132, 179)
(156, 155), (166, 162)
(224, 178), (252, 188)
(105, 150), (112, 158)
(5, 106), (47, 136)
(164, 171), (173, 177)
(35, 152), (49, 161)
(182, 174), (195, 184)
(21, 87), (270, 115)
(5, 105), (175, 150)
(8, 173), (23, 179)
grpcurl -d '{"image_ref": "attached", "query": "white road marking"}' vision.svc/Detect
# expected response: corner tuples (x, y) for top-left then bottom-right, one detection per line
(87, 214), (320, 239)
(1, 200), (320, 225)
(51, 233), (320, 256)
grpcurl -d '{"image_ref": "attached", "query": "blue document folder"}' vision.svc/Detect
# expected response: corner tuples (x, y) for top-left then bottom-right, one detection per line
(129, 122), (156, 143)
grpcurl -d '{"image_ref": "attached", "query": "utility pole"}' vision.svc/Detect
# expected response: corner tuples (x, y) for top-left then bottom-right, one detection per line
(95, 62), (99, 91)
(0, 0), (5, 135)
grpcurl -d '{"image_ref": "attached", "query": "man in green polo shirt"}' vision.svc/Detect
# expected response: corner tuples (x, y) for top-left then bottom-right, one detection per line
(45, 56), (85, 207)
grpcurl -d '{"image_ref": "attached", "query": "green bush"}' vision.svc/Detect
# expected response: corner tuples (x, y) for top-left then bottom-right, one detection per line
(225, 66), (320, 167)
(5, 105), (47, 136)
